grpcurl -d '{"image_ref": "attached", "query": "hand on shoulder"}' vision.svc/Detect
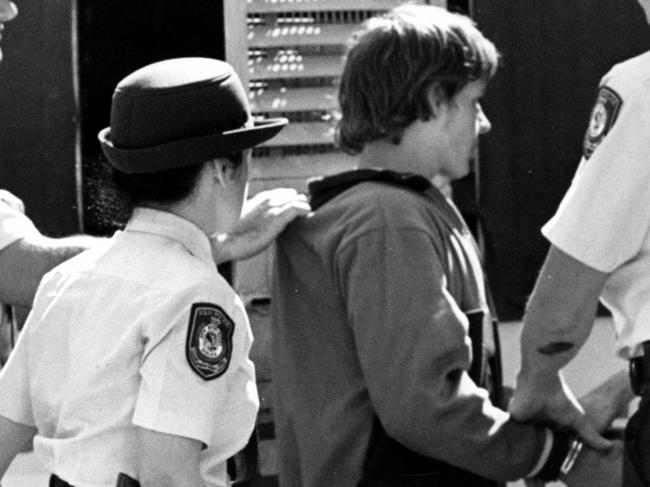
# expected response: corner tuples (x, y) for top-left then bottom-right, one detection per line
(211, 188), (310, 263)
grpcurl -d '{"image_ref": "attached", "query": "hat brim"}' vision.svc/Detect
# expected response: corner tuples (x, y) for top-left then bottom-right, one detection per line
(98, 118), (288, 174)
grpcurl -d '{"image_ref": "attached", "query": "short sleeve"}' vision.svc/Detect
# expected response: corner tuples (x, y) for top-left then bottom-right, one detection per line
(0, 201), (38, 252)
(543, 84), (650, 272)
(133, 283), (245, 445)
(0, 318), (35, 426)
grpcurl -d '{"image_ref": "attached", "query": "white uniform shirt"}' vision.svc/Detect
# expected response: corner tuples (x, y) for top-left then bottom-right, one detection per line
(543, 51), (650, 359)
(0, 207), (259, 486)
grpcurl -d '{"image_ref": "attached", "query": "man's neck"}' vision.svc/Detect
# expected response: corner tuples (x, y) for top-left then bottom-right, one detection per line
(358, 139), (433, 180)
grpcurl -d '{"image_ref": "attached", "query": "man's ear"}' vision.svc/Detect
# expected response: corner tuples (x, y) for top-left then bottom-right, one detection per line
(426, 82), (447, 117)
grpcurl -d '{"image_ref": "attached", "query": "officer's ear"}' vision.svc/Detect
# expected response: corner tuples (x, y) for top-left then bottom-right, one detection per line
(207, 158), (229, 187)
(209, 152), (247, 187)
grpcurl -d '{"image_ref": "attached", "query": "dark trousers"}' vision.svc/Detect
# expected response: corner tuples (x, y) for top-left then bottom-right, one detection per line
(358, 418), (500, 487)
(624, 396), (650, 487)
(626, 342), (650, 487)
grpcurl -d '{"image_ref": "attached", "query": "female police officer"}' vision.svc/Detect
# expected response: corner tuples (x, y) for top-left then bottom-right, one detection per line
(0, 57), (287, 487)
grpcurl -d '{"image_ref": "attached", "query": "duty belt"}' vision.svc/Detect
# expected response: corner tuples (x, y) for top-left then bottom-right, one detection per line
(629, 341), (650, 396)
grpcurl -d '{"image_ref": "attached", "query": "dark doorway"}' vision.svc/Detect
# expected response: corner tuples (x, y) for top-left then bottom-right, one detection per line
(75, 0), (226, 235)
(474, 0), (650, 319)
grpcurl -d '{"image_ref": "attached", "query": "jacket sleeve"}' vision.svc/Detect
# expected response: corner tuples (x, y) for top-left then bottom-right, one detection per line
(335, 227), (545, 481)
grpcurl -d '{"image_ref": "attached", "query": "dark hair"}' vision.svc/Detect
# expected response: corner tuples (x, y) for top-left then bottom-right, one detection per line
(336, 5), (500, 154)
(111, 151), (245, 210)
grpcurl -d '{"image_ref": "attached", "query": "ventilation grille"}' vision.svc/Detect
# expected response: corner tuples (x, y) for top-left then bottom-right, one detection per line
(245, 0), (426, 160)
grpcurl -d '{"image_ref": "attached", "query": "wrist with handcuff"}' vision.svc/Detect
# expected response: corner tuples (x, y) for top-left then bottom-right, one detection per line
(526, 428), (584, 482)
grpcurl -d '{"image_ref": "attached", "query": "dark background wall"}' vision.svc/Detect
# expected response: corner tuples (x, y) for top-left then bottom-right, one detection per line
(474, 0), (650, 319)
(75, 0), (226, 235)
(0, 0), (225, 237)
(0, 0), (78, 237)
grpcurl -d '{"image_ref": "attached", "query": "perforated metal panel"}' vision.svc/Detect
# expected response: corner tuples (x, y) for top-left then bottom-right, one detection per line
(246, 4), (402, 181)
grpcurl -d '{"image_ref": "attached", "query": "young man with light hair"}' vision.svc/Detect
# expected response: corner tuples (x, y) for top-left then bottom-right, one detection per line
(271, 5), (621, 486)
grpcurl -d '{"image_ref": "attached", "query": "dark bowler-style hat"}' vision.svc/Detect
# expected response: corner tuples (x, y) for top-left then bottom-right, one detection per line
(98, 57), (288, 174)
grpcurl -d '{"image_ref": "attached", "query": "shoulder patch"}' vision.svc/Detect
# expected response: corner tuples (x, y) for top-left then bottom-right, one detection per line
(186, 303), (234, 381)
(583, 86), (622, 160)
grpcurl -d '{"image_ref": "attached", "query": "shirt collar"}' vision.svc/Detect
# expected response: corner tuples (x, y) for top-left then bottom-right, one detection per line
(125, 207), (214, 265)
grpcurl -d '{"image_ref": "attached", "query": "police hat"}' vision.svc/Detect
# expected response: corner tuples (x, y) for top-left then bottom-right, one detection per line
(98, 57), (288, 174)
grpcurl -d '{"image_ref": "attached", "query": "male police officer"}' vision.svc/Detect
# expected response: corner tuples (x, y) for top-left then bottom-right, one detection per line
(511, 0), (650, 485)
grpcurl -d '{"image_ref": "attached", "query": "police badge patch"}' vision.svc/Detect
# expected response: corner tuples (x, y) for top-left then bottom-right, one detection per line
(186, 303), (234, 380)
(583, 86), (622, 160)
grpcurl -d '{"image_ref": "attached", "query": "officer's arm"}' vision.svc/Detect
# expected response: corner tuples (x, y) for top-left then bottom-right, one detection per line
(0, 190), (99, 307)
(510, 245), (611, 449)
(0, 414), (36, 477)
(137, 427), (204, 487)
(0, 234), (99, 307)
(520, 245), (607, 376)
(0, 188), (308, 306)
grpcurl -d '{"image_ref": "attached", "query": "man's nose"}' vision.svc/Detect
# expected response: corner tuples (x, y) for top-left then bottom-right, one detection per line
(478, 106), (491, 135)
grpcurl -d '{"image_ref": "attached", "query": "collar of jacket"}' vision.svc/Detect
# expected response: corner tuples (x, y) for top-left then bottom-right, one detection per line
(308, 168), (433, 211)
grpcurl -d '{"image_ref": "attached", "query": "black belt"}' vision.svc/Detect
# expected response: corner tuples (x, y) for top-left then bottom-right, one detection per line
(630, 341), (650, 396)
(50, 473), (140, 487)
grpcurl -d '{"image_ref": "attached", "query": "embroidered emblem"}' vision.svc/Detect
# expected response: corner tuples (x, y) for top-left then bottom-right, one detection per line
(186, 303), (234, 380)
(583, 86), (622, 160)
